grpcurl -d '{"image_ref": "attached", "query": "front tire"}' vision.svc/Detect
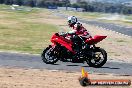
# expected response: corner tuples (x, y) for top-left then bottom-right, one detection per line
(87, 48), (107, 68)
(41, 46), (59, 64)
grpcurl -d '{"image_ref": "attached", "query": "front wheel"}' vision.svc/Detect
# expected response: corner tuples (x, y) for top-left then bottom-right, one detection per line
(41, 46), (59, 64)
(86, 48), (107, 68)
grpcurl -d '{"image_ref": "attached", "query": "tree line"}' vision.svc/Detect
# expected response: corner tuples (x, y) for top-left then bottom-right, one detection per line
(0, 0), (69, 7)
(72, 1), (132, 14)
(0, 0), (132, 14)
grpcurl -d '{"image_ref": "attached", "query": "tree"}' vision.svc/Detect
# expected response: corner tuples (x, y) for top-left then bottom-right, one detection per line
(23, 0), (35, 7)
(29, 0), (35, 7)
(4, 0), (13, 5)
(13, 0), (23, 6)
(0, 0), (4, 4)
(36, 0), (45, 7)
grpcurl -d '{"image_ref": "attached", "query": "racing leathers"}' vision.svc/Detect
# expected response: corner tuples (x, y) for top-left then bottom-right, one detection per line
(68, 22), (91, 38)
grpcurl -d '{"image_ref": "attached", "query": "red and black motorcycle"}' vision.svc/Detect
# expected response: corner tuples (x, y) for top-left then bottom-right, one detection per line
(41, 32), (107, 68)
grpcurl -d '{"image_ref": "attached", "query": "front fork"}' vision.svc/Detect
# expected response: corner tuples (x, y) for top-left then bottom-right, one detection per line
(84, 44), (97, 59)
(90, 45), (101, 60)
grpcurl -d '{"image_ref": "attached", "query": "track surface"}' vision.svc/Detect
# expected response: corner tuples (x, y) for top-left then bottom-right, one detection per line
(80, 20), (132, 36)
(0, 52), (132, 75)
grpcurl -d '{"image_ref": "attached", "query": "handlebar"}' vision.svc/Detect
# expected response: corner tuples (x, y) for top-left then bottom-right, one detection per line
(57, 32), (92, 41)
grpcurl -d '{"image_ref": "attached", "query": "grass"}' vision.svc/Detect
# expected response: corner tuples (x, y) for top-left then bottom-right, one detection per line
(0, 4), (131, 55)
(0, 4), (59, 54)
(126, 15), (132, 20)
(116, 39), (126, 42)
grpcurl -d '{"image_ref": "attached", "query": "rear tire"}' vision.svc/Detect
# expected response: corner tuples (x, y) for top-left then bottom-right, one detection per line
(41, 46), (59, 64)
(87, 48), (107, 68)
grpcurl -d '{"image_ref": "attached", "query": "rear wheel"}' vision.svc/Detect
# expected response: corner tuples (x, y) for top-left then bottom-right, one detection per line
(41, 46), (59, 64)
(86, 48), (107, 68)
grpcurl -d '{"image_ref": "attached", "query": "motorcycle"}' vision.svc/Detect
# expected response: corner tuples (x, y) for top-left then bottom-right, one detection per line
(41, 32), (107, 68)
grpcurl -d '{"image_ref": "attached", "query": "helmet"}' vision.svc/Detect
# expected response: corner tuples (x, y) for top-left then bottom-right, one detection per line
(68, 16), (77, 27)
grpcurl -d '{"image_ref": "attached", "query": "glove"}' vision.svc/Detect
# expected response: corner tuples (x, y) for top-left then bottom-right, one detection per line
(68, 30), (76, 35)
(59, 32), (68, 37)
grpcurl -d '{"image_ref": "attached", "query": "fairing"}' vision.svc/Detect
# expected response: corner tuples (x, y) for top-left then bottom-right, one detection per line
(85, 35), (107, 45)
(51, 33), (75, 53)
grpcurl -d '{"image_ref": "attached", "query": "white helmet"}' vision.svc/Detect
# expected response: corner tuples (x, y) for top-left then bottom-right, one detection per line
(68, 16), (77, 24)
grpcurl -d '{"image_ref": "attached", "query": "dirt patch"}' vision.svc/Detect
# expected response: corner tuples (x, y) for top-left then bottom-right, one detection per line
(28, 10), (67, 26)
(0, 14), (7, 18)
(0, 67), (131, 88)
(0, 19), (19, 26)
(27, 17), (67, 26)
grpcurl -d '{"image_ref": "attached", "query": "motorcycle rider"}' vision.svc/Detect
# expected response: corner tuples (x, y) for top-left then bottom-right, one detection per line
(67, 16), (92, 62)
(67, 16), (91, 49)
(67, 16), (91, 38)
(61, 16), (91, 50)
(68, 16), (92, 62)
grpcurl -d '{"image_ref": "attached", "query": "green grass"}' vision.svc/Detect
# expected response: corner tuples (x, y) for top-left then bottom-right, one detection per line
(125, 15), (132, 20)
(0, 4), (59, 54)
(0, 4), (9, 8)
(116, 39), (126, 42)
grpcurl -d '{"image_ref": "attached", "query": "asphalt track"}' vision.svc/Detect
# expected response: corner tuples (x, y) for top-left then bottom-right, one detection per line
(0, 52), (132, 75)
(80, 20), (132, 37)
